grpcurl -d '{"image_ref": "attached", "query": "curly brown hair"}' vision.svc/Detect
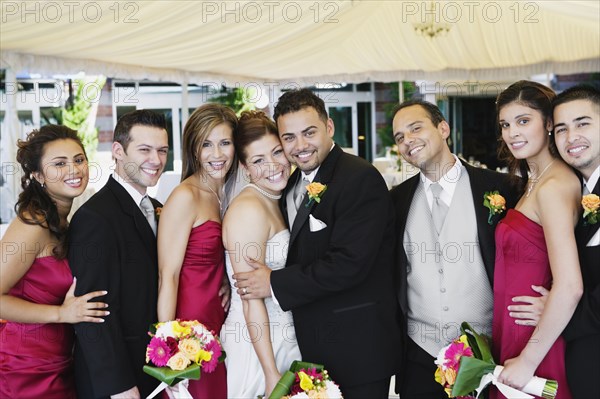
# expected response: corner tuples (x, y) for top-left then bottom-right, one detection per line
(16, 125), (86, 259)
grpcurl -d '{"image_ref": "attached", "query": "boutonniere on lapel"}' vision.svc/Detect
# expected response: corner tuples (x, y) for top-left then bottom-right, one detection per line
(582, 194), (599, 225)
(155, 207), (163, 222)
(305, 182), (327, 207)
(483, 191), (506, 225)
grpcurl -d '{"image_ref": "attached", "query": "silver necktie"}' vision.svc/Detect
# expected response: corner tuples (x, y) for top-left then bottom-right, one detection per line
(140, 196), (157, 236)
(431, 183), (449, 235)
(294, 177), (309, 210)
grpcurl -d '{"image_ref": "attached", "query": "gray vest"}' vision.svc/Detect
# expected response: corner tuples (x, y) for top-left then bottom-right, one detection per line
(404, 169), (493, 356)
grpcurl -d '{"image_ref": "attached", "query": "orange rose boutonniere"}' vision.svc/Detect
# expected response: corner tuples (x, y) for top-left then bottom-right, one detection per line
(305, 182), (327, 207)
(155, 207), (163, 221)
(483, 191), (506, 225)
(582, 193), (599, 225)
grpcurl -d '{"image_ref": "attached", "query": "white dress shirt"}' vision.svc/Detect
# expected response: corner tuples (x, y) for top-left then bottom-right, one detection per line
(583, 166), (600, 247)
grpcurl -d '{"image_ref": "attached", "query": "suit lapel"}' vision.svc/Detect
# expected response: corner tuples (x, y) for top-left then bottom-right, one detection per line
(397, 175), (420, 238)
(107, 176), (157, 256)
(463, 162), (496, 283)
(289, 145), (342, 246)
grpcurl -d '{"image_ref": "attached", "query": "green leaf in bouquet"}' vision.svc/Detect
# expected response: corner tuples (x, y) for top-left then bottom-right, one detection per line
(268, 370), (297, 399)
(268, 360), (326, 399)
(218, 349), (227, 363)
(143, 363), (200, 386)
(451, 357), (495, 396)
(461, 322), (493, 363)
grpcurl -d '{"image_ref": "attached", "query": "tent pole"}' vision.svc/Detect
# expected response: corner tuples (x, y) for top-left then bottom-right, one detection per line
(1, 68), (20, 223)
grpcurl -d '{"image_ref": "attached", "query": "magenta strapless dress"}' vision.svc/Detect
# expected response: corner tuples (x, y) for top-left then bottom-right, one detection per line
(0, 256), (76, 399)
(175, 221), (227, 399)
(491, 210), (571, 399)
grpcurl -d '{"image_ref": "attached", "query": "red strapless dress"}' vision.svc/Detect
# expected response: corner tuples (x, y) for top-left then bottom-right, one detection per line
(0, 256), (75, 399)
(175, 220), (227, 398)
(491, 210), (572, 399)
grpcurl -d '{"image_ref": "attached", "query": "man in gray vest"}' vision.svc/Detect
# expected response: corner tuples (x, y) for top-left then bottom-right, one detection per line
(390, 100), (515, 398)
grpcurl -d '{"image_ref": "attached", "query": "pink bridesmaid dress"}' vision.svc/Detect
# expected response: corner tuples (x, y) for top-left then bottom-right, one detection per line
(0, 256), (76, 399)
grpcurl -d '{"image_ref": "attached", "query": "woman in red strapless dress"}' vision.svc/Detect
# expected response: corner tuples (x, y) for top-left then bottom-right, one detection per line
(157, 104), (238, 398)
(0, 125), (108, 399)
(491, 81), (582, 398)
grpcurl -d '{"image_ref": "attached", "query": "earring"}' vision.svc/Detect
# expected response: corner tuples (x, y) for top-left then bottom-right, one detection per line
(548, 130), (552, 136)
(41, 182), (45, 188)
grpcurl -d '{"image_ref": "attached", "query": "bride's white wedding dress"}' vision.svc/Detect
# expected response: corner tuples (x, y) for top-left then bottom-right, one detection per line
(221, 229), (301, 399)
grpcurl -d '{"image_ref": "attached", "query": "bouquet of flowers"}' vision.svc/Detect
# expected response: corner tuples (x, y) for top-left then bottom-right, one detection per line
(434, 322), (558, 399)
(268, 361), (343, 399)
(144, 320), (225, 398)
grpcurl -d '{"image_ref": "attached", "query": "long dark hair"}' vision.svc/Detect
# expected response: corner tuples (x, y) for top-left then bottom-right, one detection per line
(496, 80), (557, 195)
(16, 125), (86, 259)
(181, 104), (238, 181)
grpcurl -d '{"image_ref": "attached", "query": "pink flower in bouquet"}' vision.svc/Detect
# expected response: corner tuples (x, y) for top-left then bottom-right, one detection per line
(147, 336), (171, 367)
(202, 339), (222, 373)
(444, 341), (473, 370)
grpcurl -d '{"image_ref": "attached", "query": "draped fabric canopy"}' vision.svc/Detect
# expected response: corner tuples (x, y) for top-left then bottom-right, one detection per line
(1, 0), (599, 84)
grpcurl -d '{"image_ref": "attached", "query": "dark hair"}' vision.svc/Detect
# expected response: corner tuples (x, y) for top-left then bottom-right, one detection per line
(181, 103), (238, 181)
(496, 80), (557, 195)
(234, 111), (279, 164)
(113, 110), (167, 151)
(273, 88), (328, 124)
(553, 84), (600, 110)
(16, 125), (86, 259)
(391, 99), (446, 127)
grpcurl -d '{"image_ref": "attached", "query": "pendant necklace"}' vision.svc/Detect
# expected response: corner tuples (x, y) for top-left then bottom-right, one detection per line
(526, 160), (555, 197)
(204, 182), (223, 210)
(247, 183), (282, 200)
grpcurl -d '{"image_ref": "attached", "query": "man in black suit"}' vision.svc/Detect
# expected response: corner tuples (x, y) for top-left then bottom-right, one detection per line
(233, 89), (401, 398)
(549, 85), (599, 398)
(68, 110), (169, 398)
(390, 100), (514, 398)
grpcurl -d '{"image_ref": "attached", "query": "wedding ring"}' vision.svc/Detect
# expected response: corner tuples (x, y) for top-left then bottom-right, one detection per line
(243, 287), (248, 295)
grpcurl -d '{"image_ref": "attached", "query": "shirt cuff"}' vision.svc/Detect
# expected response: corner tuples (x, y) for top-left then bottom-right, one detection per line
(270, 285), (280, 306)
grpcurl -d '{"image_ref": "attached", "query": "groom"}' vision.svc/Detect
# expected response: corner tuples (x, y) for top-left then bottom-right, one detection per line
(69, 110), (169, 398)
(233, 88), (401, 398)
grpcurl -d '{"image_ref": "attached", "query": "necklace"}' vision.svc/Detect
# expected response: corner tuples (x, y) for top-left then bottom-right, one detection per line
(247, 183), (282, 200)
(525, 160), (555, 197)
(204, 182), (222, 210)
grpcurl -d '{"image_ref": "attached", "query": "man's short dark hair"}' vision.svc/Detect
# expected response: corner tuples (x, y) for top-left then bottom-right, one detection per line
(113, 110), (167, 151)
(553, 84), (600, 110)
(273, 88), (328, 124)
(391, 99), (446, 127)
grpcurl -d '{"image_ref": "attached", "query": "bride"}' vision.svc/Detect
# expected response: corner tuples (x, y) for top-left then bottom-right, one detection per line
(221, 111), (301, 398)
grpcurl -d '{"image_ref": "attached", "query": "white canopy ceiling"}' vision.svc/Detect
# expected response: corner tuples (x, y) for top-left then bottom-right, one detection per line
(1, 0), (599, 84)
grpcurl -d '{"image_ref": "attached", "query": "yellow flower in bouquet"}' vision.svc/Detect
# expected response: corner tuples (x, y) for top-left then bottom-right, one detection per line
(172, 320), (192, 337)
(195, 349), (212, 364)
(178, 338), (201, 361)
(298, 371), (314, 391)
(166, 352), (191, 371)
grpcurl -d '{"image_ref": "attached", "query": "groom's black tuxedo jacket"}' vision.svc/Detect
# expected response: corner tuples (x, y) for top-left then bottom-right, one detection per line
(68, 176), (160, 398)
(390, 160), (515, 390)
(272, 145), (401, 389)
(563, 178), (600, 399)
